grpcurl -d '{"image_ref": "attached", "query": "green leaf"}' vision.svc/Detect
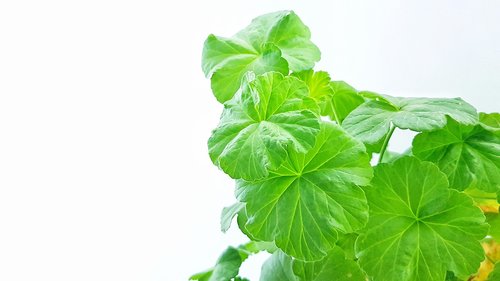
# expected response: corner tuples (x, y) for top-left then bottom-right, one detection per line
(413, 117), (500, 192)
(444, 271), (461, 281)
(291, 71), (364, 123)
(486, 213), (500, 241)
(356, 157), (488, 281)
(364, 136), (385, 157)
(323, 81), (365, 123)
(236, 207), (255, 240)
(342, 96), (478, 145)
(293, 247), (365, 281)
(358, 91), (395, 105)
(190, 245), (252, 281)
(236, 122), (372, 261)
(208, 72), (320, 180)
(488, 263), (500, 281)
(291, 70), (333, 103)
(480, 112), (500, 134)
(236, 210), (282, 254)
(204, 41), (288, 103)
(190, 270), (213, 281)
(380, 148), (413, 164)
(335, 233), (358, 260)
(245, 241), (278, 254)
(202, 10), (320, 102)
(379, 150), (401, 164)
(260, 251), (298, 281)
(191, 242), (272, 281)
(260, 247), (365, 281)
(464, 188), (498, 211)
(221, 202), (245, 233)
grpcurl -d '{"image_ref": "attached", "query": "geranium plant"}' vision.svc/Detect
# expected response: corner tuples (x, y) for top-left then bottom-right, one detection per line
(191, 10), (500, 281)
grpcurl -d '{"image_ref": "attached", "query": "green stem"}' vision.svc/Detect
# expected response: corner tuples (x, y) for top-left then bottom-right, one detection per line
(329, 101), (341, 124)
(378, 124), (396, 164)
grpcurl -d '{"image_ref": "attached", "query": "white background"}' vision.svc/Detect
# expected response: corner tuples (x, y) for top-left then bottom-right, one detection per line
(1, 1), (499, 280)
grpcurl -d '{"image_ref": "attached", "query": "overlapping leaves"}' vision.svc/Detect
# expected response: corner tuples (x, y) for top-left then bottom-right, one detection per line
(190, 242), (276, 281)
(189, 244), (252, 281)
(342, 95), (478, 145)
(199, 9), (500, 281)
(291, 70), (365, 123)
(260, 248), (364, 281)
(202, 10), (320, 103)
(291, 70), (333, 103)
(356, 157), (488, 281)
(480, 112), (500, 133)
(292, 247), (365, 281)
(236, 122), (372, 261)
(208, 71), (320, 180)
(413, 117), (500, 192)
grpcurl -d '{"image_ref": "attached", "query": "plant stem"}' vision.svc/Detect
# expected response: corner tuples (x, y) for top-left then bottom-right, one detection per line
(329, 101), (341, 124)
(378, 124), (396, 164)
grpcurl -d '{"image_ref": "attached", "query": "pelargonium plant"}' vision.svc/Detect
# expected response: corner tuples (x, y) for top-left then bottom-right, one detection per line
(191, 10), (500, 281)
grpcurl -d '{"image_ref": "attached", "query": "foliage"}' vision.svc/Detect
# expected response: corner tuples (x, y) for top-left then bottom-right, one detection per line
(195, 10), (500, 281)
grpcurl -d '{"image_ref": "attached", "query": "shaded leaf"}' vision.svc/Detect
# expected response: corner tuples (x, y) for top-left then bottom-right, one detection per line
(292, 72), (364, 123)
(260, 251), (297, 281)
(445, 272), (461, 281)
(293, 247), (365, 281)
(335, 233), (358, 260)
(323, 81), (365, 123)
(380, 148), (412, 164)
(413, 117), (500, 192)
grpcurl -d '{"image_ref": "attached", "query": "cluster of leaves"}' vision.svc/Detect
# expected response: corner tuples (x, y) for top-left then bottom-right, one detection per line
(192, 10), (500, 281)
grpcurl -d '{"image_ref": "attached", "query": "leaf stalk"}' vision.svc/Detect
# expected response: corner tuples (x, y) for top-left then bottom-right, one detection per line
(378, 124), (396, 164)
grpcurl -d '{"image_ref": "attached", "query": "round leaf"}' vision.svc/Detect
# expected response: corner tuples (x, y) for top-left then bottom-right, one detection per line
(236, 122), (372, 261)
(202, 10), (320, 103)
(208, 72), (320, 180)
(356, 157), (488, 281)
